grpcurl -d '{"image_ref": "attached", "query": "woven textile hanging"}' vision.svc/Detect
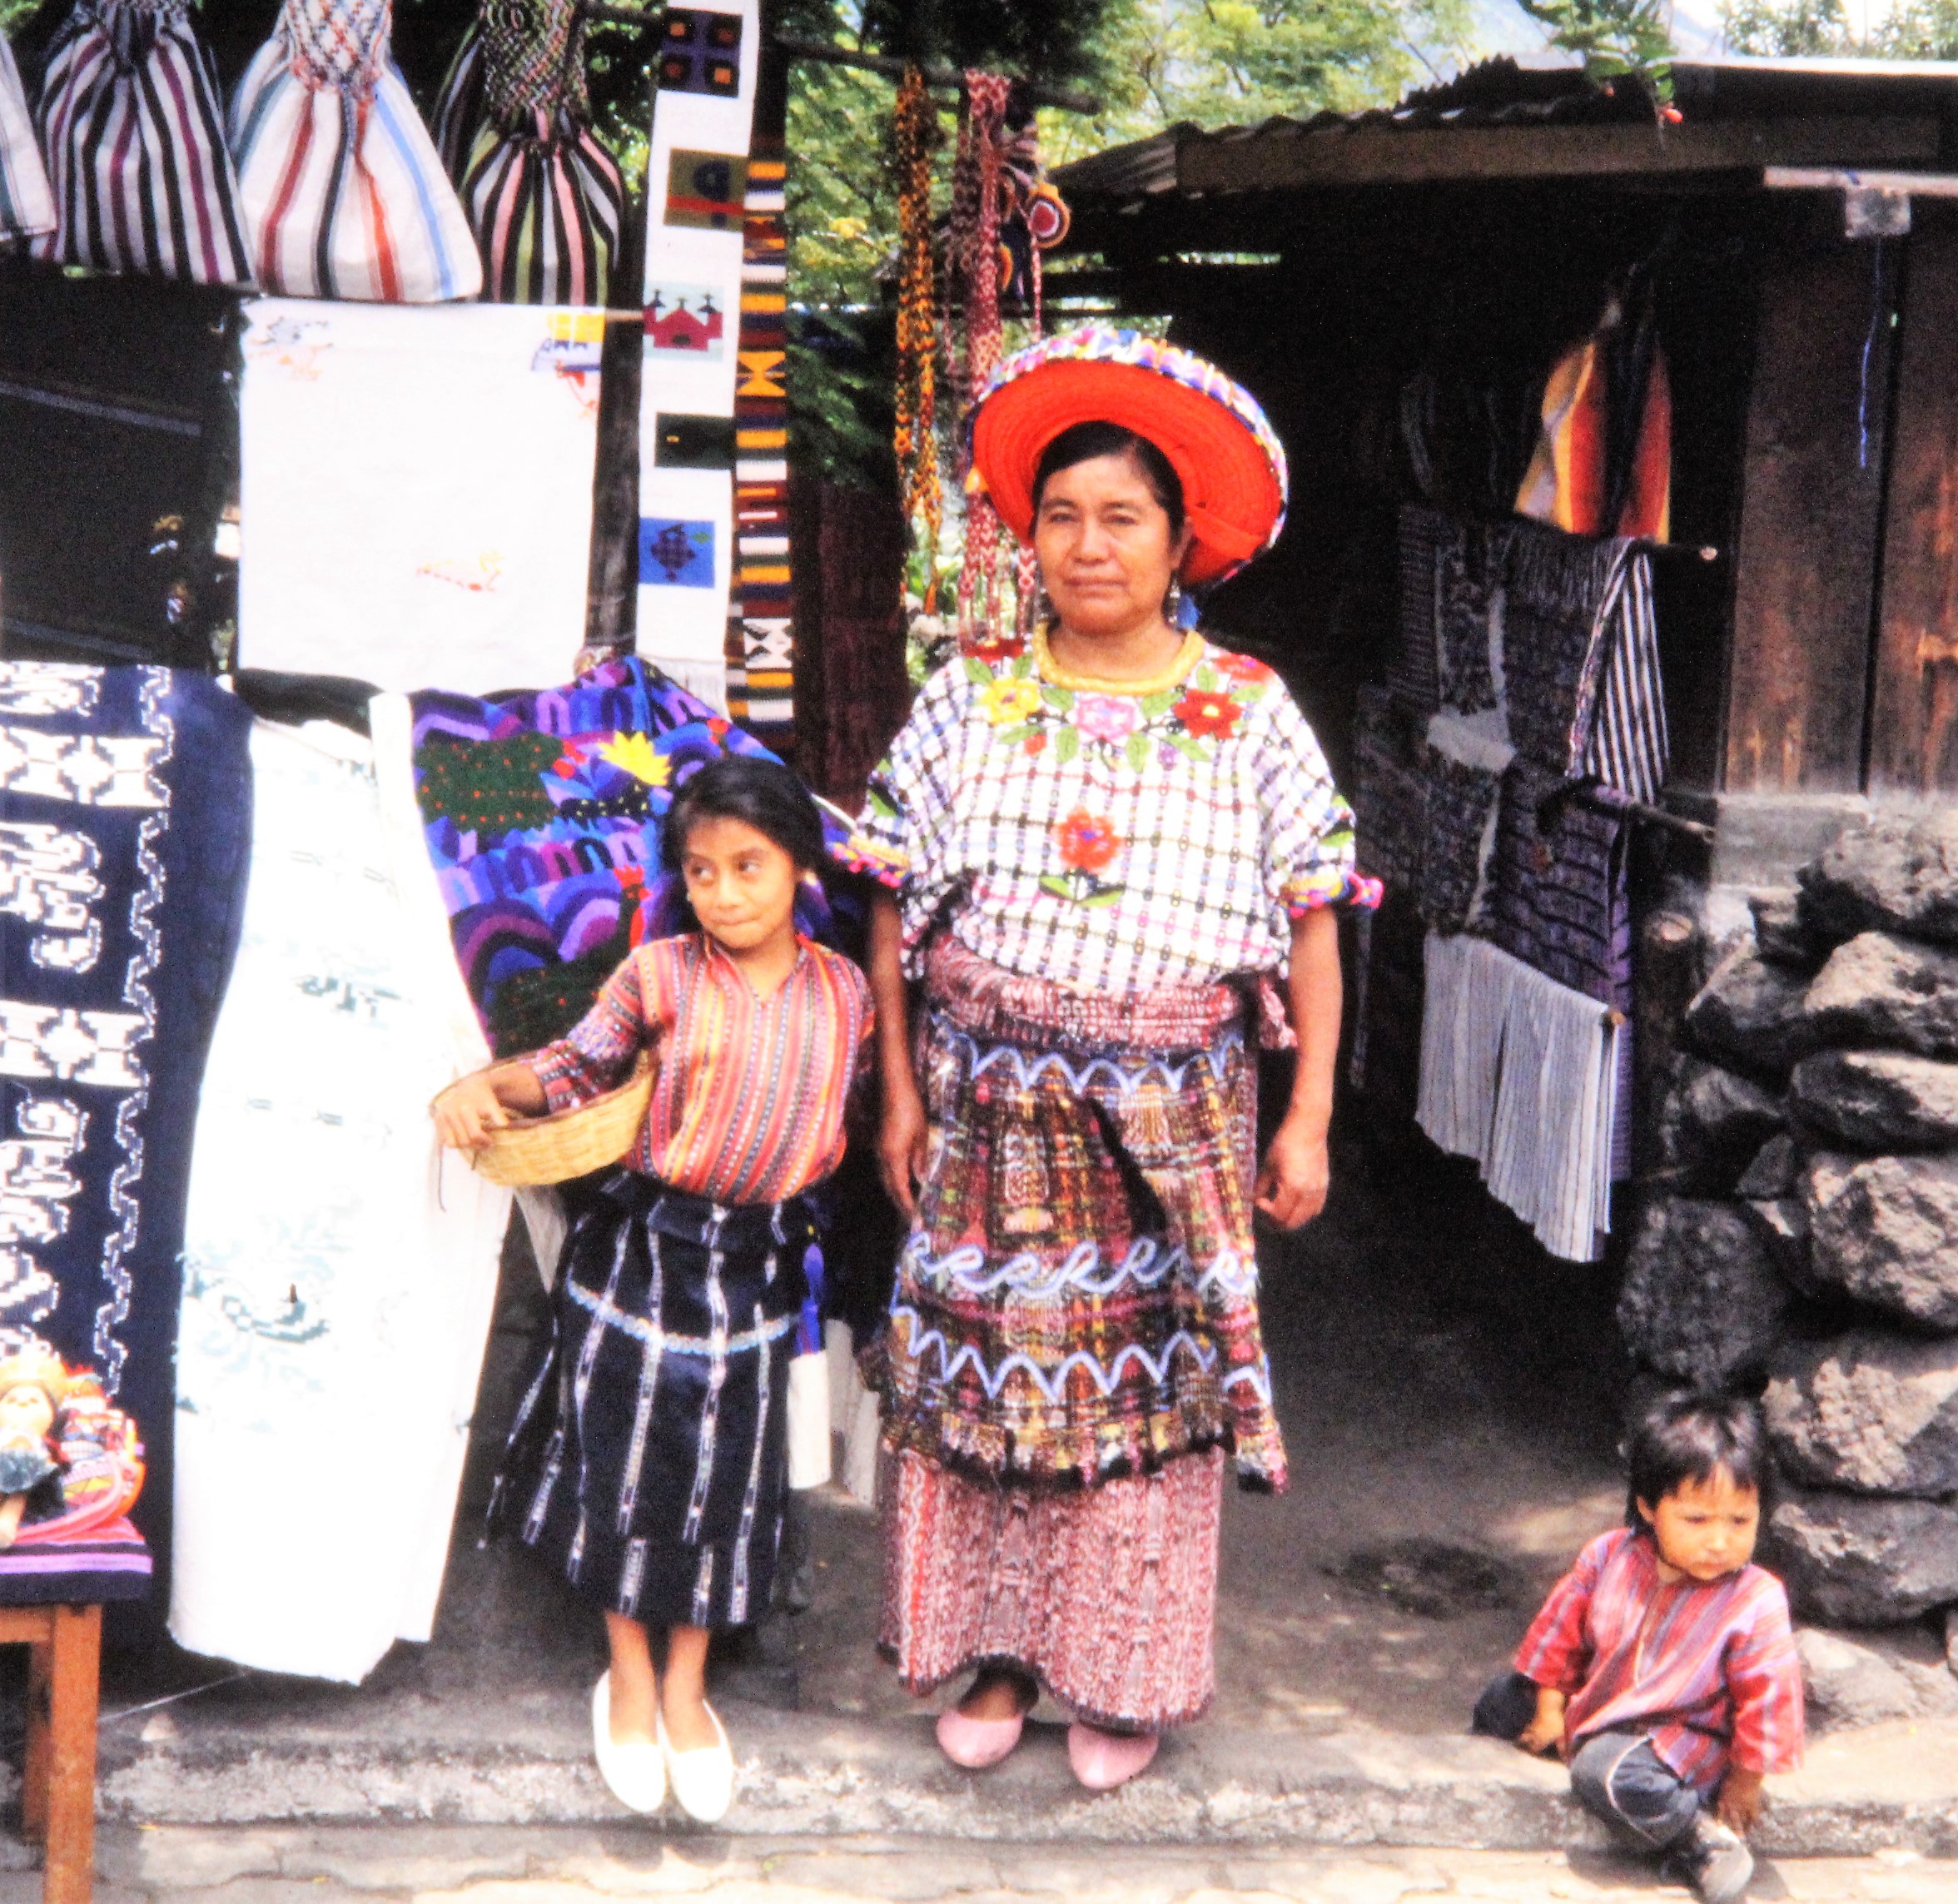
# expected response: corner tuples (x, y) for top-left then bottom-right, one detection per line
(724, 85), (793, 741)
(0, 37), (53, 241)
(892, 65), (940, 610)
(32, 0), (250, 282)
(430, 0), (625, 306)
(230, 0), (481, 302)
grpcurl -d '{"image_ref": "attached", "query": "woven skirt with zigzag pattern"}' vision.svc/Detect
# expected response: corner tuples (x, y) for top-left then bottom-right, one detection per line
(491, 1176), (809, 1629)
(877, 937), (1286, 1494)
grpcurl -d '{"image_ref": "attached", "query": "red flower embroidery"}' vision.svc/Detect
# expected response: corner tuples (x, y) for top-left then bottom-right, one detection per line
(1174, 689), (1242, 740)
(1211, 649), (1270, 684)
(970, 634), (1027, 667)
(1055, 808), (1121, 874)
(1025, 731), (1047, 756)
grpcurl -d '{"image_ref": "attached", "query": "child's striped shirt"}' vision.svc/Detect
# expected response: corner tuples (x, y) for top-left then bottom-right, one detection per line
(533, 932), (871, 1205)
(1514, 1526), (1804, 1791)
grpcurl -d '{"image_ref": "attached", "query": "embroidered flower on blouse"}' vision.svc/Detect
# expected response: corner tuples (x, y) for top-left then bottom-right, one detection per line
(1210, 649), (1272, 684)
(1073, 693), (1141, 747)
(597, 732), (673, 787)
(1172, 689), (1243, 741)
(969, 634), (1027, 668)
(981, 676), (1043, 726)
(1054, 808), (1121, 873)
(1042, 808), (1126, 908)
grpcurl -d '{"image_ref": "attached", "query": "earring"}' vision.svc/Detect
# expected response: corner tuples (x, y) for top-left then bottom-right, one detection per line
(1164, 579), (1184, 626)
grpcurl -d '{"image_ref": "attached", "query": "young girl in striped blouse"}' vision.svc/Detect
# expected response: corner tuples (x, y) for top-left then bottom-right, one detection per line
(1473, 1394), (1803, 1904)
(434, 756), (870, 1826)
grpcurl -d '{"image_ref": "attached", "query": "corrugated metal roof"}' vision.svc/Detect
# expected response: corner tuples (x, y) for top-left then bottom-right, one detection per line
(1051, 55), (1958, 208)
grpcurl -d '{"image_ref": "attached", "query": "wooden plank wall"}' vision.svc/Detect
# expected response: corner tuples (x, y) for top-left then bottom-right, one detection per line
(1870, 203), (1958, 796)
(1722, 220), (1899, 793)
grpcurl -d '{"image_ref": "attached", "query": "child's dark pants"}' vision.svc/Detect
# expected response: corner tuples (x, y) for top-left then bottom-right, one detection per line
(1473, 1672), (1702, 1851)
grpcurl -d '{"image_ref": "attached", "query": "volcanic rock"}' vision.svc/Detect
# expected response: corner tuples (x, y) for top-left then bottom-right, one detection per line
(1683, 947), (1820, 1084)
(1791, 1051), (1958, 1151)
(1765, 1327), (1958, 1497)
(1617, 1199), (1792, 1389)
(1802, 932), (1958, 1059)
(1799, 810), (1958, 947)
(1657, 1057), (1786, 1191)
(1803, 1151), (1958, 1330)
(1771, 1489), (1958, 1625)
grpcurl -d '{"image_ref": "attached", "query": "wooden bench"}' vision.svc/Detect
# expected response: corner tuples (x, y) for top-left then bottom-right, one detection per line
(0, 1604), (102, 1904)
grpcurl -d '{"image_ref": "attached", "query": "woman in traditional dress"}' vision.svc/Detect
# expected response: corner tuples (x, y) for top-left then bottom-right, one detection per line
(845, 326), (1380, 1791)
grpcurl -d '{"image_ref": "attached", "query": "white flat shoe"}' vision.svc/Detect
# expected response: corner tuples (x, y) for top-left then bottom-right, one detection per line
(591, 1672), (666, 1815)
(660, 1699), (734, 1823)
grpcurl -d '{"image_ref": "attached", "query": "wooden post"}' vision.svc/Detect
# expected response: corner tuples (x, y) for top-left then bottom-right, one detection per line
(1868, 203), (1958, 793)
(1722, 219), (1899, 793)
(43, 1605), (99, 1904)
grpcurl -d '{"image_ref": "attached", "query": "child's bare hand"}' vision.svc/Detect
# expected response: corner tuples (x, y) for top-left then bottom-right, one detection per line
(1515, 1713), (1565, 1758)
(433, 1074), (512, 1151)
(1714, 1766), (1764, 1834)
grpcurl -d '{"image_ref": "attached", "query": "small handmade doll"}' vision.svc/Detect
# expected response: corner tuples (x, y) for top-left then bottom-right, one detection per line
(0, 1355), (68, 1548)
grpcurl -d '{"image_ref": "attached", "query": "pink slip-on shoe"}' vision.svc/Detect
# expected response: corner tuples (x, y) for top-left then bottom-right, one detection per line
(935, 1705), (1027, 1769)
(1067, 1722), (1160, 1791)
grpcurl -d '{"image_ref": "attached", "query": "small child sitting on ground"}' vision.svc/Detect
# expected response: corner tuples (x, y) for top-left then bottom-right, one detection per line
(1473, 1392), (1803, 1904)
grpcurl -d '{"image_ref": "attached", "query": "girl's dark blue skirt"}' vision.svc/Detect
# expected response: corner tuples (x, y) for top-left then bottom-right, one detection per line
(490, 1173), (811, 1630)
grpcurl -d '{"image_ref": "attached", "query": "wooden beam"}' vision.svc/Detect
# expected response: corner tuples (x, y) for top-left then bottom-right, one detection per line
(1175, 116), (1941, 193)
(1723, 234), (1898, 793)
(1766, 166), (1958, 196)
(1869, 205), (1958, 794)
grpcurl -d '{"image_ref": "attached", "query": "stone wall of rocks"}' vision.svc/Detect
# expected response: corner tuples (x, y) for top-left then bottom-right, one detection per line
(1619, 812), (1958, 1627)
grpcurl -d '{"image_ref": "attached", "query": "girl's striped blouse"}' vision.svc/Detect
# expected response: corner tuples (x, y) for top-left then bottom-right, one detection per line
(531, 933), (872, 1206)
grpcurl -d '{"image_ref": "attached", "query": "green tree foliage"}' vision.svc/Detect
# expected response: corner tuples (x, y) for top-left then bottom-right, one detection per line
(1721, 0), (1958, 57)
(1511, 0), (1672, 81)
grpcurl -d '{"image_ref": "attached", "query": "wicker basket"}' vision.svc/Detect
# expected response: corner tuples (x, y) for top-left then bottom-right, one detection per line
(467, 1051), (654, 1187)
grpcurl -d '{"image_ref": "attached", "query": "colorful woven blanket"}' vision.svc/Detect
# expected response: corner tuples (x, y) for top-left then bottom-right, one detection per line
(408, 656), (855, 1057)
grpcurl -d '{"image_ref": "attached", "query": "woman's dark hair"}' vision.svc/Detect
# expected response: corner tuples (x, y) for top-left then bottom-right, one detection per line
(1625, 1391), (1771, 1526)
(660, 754), (827, 877)
(1031, 420), (1186, 535)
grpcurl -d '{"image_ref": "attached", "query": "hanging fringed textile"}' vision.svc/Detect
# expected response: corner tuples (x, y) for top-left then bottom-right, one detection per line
(32, 0), (250, 283)
(951, 72), (1010, 644)
(0, 38), (54, 241)
(996, 95), (1069, 323)
(430, 0), (624, 306)
(892, 65), (940, 611)
(229, 0), (481, 303)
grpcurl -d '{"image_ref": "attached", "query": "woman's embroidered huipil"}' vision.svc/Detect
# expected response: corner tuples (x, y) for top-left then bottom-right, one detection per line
(849, 633), (1378, 1496)
(531, 932), (872, 1206)
(844, 633), (1379, 991)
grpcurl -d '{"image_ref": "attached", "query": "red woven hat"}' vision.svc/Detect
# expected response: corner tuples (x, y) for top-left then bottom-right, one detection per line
(968, 325), (1290, 587)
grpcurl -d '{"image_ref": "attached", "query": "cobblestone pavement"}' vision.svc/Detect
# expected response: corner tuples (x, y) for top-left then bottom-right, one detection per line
(7, 1827), (1947, 1904)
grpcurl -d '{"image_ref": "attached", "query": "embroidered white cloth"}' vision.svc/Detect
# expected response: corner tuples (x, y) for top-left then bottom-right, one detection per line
(236, 299), (600, 695)
(170, 702), (510, 1684)
(1416, 932), (1619, 1263)
(848, 638), (1370, 994)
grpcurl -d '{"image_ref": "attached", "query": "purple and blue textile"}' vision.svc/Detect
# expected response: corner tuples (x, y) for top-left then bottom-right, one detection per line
(407, 655), (857, 1056)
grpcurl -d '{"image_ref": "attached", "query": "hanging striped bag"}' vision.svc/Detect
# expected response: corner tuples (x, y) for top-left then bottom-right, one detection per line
(430, 0), (624, 306)
(32, 0), (250, 281)
(0, 37), (54, 241)
(230, 0), (482, 303)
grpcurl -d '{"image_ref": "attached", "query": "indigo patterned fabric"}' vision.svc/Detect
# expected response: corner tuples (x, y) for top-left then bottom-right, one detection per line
(0, 662), (253, 1600)
(408, 655), (857, 1057)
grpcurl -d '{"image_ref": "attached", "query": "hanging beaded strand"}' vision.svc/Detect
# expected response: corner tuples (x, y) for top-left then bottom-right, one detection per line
(953, 70), (1011, 645)
(892, 65), (941, 612)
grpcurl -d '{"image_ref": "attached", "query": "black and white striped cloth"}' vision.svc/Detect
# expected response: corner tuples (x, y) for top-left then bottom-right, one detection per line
(33, 0), (251, 284)
(492, 1177), (811, 1631)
